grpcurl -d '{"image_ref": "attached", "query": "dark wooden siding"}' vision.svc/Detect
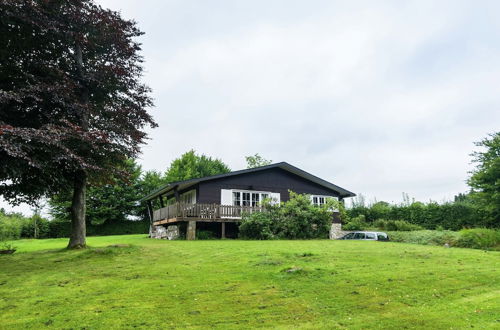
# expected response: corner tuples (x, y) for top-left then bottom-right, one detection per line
(197, 167), (340, 204)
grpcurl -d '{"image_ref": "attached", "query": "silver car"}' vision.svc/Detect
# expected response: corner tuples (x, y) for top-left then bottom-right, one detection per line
(340, 231), (389, 241)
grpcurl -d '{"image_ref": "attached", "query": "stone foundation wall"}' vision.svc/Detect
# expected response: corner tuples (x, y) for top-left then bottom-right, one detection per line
(166, 225), (180, 240)
(329, 223), (350, 240)
(151, 225), (180, 240)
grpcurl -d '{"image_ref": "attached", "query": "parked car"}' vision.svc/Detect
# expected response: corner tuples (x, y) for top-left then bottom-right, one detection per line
(339, 231), (389, 241)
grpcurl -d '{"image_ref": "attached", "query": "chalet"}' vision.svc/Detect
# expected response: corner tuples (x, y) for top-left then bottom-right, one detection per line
(141, 162), (355, 240)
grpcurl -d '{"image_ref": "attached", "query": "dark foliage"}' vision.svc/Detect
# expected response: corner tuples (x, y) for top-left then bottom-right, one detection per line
(0, 0), (155, 247)
(46, 219), (149, 238)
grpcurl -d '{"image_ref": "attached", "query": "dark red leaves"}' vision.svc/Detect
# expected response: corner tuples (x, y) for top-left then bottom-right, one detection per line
(0, 0), (156, 204)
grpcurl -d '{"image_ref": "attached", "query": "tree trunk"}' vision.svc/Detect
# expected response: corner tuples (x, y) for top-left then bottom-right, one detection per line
(68, 171), (87, 249)
(67, 40), (89, 249)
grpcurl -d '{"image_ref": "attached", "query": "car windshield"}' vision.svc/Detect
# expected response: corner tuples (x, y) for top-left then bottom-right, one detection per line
(343, 233), (355, 239)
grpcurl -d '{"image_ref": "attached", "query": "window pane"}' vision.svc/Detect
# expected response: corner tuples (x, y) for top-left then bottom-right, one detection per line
(233, 192), (240, 206)
(252, 193), (259, 206)
(242, 192), (251, 206)
(365, 233), (376, 239)
(313, 197), (318, 205)
(319, 197), (325, 205)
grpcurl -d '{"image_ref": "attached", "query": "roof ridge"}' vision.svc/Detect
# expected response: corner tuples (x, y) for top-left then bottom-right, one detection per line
(140, 162), (355, 202)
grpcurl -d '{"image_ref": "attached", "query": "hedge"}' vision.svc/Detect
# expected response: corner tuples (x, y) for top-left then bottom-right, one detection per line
(348, 201), (493, 230)
(1, 212), (149, 240)
(46, 220), (150, 238)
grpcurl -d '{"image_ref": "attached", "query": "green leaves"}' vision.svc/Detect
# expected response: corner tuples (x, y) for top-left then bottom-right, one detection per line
(240, 191), (338, 239)
(245, 153), (272, 169)
(163, 150), (230, 183)
(468, 132), (500, 224)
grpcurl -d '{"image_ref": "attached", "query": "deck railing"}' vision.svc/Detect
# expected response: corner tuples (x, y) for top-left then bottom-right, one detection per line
(152, 202), (264, 222)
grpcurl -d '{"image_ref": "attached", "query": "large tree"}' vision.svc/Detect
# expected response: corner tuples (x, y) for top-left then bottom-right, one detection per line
(245, 153), (272, 169)
(164, 150), (230, 183)
(0, 0), (155, 248)
(468, 132), (500, 225)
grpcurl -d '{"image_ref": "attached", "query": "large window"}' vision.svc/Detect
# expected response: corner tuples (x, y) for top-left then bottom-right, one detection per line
(232, 190), (271, 206)
(310, 195), (337, 207)
(233, 192), (241, 206)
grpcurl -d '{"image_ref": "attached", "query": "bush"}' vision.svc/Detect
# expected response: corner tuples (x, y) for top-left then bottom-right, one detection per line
(239, 191), (340, 240)
(274, 192), (334, 239)
(374, 219), (423, 231)
(0, 213), (25, 240)
(343, 215), (367, 231)
(20, 215), (51, 238)
(239, 212), (276, 240)
(455, 229), (500, 250)
(196, 230), (217, 240)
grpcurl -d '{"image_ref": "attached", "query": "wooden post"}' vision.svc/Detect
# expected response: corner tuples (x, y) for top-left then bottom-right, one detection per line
(146, 201), (154, 237)
(174, 187), (180, 202)
(159, 194), (165, 208)
(221, 222), (226, 239)
(187, 221), (196, 240)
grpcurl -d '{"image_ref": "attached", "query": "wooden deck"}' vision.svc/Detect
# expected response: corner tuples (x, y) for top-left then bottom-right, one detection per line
(152, 202), (264, 226)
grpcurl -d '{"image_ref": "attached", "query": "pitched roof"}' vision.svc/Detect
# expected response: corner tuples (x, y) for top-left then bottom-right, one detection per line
(140, 162), (356, 202)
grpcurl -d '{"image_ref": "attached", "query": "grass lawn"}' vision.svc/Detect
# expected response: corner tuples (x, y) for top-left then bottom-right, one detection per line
(0, 235), (499, 329)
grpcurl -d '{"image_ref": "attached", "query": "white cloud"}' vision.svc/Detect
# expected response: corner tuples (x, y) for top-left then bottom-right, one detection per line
(3, 0), (500, 215)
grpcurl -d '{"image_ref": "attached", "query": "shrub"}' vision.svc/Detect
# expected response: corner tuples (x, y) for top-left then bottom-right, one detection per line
(0, 241), (17, 252)
(0, 213), (24, 240)
(239, 212), (276, 240)
(196, 230), (217, 240)
(239, 191), (339, 240)
(343, 215), (367, 231)
(373, 219), (388, 230)
(20, 215), (51, 239)
(275, 192), (333, 239)
(455, 229), (500, 250)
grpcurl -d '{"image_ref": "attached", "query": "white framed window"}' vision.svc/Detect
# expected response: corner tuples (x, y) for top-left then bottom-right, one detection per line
(225, 189), (279, 206)
(232, 191), (241, 206)
(310, 195), (337, 207)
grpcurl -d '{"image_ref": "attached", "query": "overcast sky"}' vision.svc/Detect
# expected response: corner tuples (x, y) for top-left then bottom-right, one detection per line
(2, 0), (500, 215)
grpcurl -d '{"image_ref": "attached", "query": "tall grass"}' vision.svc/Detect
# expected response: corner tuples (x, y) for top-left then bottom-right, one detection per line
(388, 229), (500, 250)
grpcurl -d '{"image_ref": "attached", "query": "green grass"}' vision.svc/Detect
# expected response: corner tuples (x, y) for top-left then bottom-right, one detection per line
(1, 235), (499, 329)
